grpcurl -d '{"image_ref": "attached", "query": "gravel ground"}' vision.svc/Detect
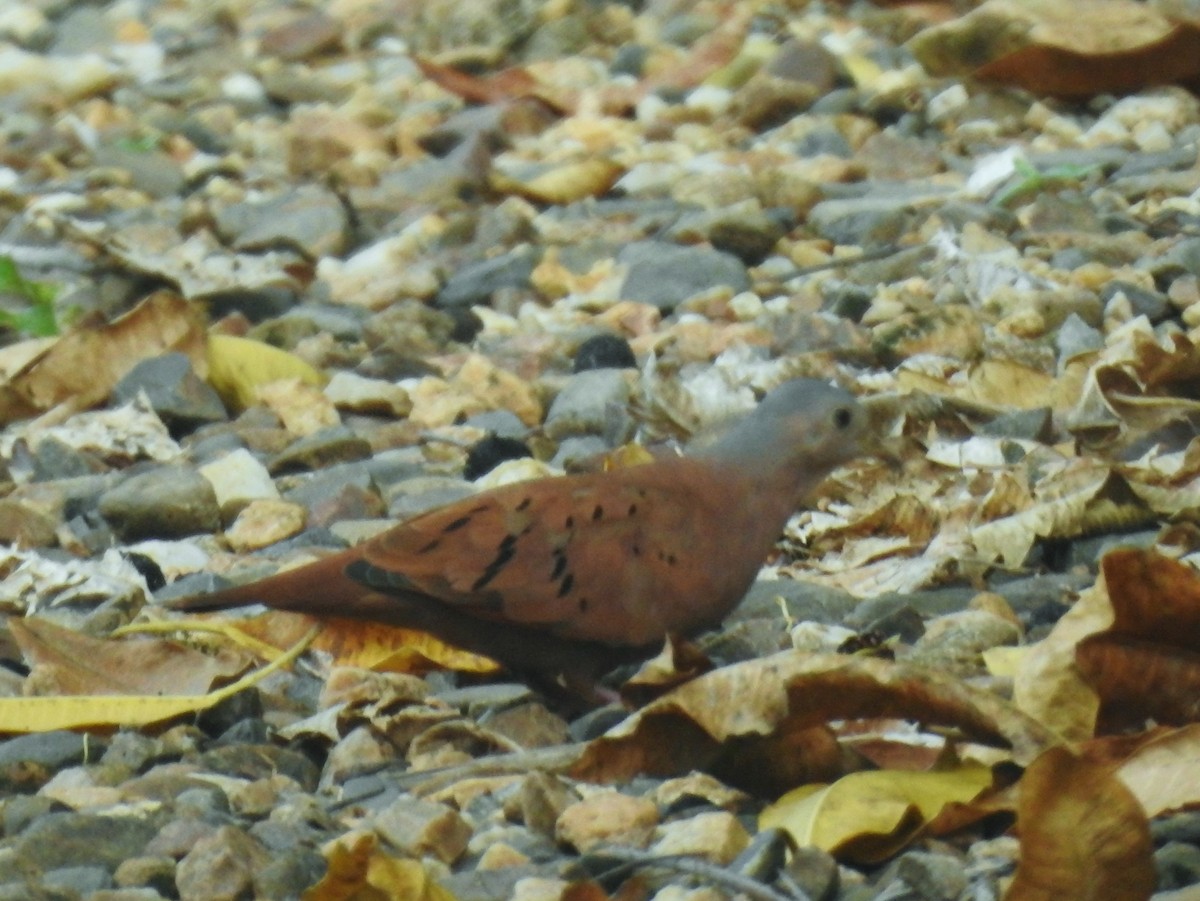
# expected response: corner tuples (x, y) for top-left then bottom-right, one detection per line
(2, 0), (1200, 899)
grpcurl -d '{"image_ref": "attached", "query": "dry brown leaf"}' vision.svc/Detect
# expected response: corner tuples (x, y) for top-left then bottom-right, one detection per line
(0, 291), (206, 424)
(303, 832), (457, 901)
(11, 617), (248, 696)
(1071, 549), (1200, 730)
(572, 651), (1059, 794)
(1005, 746), (1154, 900)
(213, 609), (501, 676)
(412, 54), (570, 114)
(909, 0), (1200, 97)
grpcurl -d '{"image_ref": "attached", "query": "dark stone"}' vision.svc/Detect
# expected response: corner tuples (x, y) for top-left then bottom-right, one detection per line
(435, 247), (541, 311)
(573, 334), (637, 373)
(30, 437), (104, 481)
(463, 434), (532, 480)
(111, 353), (227, 434)
(1156, 841), (1200, 891)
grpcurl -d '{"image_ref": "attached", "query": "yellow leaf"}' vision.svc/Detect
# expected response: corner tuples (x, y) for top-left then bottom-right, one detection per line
(206, 333), (326, 413)
(982, 645), (1031, 678)
(0, 627), (316, 733)
(304, 833), (458, 901)
(759, 763), (993, 863)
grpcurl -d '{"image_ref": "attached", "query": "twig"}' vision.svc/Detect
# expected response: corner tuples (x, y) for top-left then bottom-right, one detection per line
(584, 848), (810, 901)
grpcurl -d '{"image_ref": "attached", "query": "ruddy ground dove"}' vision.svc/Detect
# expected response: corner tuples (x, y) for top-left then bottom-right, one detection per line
(170, 379), (869, 686)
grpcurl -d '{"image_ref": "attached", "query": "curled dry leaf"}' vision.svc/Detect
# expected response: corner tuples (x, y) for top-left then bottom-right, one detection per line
(11, 617), (249, 697)
(305, 832), (457, 901)
(0, 291), (206, 425)
(1015, 547), (1200, 739)
(205, 333), (327, 414)
(760, 762), (994, 864)
(1005, 746), (1154, 901)
(1075, 548), (1200, 731)
(571, 650), (1058, 794)
(909, 0), (1200, 97)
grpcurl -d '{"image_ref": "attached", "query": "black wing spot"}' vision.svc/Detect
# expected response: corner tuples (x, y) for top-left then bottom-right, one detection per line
(418, 538), (441, 554)
(557, 573), (574, 597)
(516, 496), (532, 511)
(551, 550), (568, 580)
(471, 539), (518, 591)
(578, 597), (588, 612)
(628, 503), (638, 515)
(592, 505), (604, 521)
(668, 554), (677, 565)
(443, 515), (472, 533)
(632, 544), (641, 556)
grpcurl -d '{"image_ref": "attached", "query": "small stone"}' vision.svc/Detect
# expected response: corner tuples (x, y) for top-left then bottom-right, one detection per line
(197, 448), (280, 518)
(111, 354), (227, 434)
(543, 370), (632, 441)
(43, 865), (113, 894)
(463, 434), (532, 480)
(894, 850), (969, 900)
(98, 465), (221, 540)
(322, 725), (398, 786)
(1156, 841), (1200, 891)
(213, 185), (349, 258)
(113, 856), (177, 895)
(224, 498), (308, 551)
(0, 499), (58, 548)
(555, 792), (658, 852)
(374, 797), (473, 864)
(511, 876), (570, 901)
(259, 11), (341, 60)
(435, 247), (541, 311)
(13, 813), (158, 872)
(651, 811), (750, 864)
(176, 826), (270, 901)
(783, 845), (839, 901)
(909, 610), (1021, 674)
(323, 371), (411, 417)
(269, 425), (372, 474)
(573, 334), (637, 373)
(505, 772), (578, 838)
(618, 241), (750, 311)
(478, 842), (530, 870)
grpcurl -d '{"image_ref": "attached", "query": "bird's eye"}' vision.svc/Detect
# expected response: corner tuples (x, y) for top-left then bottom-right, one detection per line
(833, 407), (854, 429)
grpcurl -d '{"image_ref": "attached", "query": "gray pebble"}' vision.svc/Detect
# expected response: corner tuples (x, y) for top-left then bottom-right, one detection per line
(112, 353), (227, 433)
(98, 465), (220, 540)
(618, 240), (750, 311)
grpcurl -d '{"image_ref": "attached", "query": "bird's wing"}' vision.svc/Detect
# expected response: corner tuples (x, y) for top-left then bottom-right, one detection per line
(350, 460), (733, 645)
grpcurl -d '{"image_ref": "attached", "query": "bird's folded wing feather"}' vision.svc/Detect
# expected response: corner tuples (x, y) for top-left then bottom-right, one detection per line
(349, 462), (728, 643)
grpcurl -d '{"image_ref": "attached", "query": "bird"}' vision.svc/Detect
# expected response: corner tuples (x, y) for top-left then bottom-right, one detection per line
(168, 379), (869, 693)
